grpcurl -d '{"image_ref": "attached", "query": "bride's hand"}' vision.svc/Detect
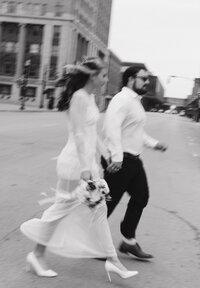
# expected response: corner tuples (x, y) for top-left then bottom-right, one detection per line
(80, 170), (92, 181)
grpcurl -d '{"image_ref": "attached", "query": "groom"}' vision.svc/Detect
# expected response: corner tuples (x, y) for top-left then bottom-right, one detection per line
(101, 66), (167, 259)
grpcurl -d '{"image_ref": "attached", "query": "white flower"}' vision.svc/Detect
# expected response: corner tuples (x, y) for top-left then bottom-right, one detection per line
(75, 179), (111, 208)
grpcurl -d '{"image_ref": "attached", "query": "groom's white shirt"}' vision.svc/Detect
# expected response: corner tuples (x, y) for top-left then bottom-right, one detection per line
(103, 87), (158, 162)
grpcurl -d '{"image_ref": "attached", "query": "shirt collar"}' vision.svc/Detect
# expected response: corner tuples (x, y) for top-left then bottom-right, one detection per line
(122, 86), (143, 101)
(122, 86), (138, 98)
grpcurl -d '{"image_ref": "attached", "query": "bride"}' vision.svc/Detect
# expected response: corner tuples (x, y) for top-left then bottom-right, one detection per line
(20, 57), (138, 282)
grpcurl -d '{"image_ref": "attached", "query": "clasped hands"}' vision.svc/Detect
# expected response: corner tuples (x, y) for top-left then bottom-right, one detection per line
(106, 160), (122, 174)
(81, 141), (168, 178)
(154, 142), (168, 152)
(105, 141), (168, 174)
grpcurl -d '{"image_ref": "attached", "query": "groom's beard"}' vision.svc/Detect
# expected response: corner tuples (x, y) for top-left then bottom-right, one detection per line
(133, 82), (148, 95)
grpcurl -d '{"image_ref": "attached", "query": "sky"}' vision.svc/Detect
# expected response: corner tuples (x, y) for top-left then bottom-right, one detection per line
(108, 0), (200, 98)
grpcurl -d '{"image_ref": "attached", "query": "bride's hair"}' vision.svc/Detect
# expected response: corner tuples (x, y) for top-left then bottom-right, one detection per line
(57, 57), (105, 111)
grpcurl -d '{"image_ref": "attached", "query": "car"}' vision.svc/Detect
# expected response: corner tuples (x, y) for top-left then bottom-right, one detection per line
(158, 109), (164, 113)
(179, 110), (185, 116)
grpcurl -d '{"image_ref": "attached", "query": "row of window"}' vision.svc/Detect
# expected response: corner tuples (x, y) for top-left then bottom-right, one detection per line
(0, 84), (56, 101)
(0, 2), (64, 17)
(0, 26), (97, 79)
(0, 51), (58, 79)
(0, 41), (42, 54)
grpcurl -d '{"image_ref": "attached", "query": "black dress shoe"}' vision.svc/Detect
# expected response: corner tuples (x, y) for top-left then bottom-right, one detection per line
(119, 241), (153, 259)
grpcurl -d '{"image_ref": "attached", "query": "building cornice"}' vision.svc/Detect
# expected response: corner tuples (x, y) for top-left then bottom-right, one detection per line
(0, 14), (75, 24)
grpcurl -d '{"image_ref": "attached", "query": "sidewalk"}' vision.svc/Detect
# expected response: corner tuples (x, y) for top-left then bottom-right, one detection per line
(0, 102), (58, 112)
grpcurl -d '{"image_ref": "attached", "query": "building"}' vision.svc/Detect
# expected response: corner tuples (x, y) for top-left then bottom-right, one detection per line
(0, 0), (112, 108)
(184, 78), (200, 121)
(121, 62), (165, 111)
(107, 50), (121, 96)
(96, 49), (121, 111)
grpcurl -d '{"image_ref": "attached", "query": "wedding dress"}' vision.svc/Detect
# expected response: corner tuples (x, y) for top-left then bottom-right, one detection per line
(20, 89), (117, 258)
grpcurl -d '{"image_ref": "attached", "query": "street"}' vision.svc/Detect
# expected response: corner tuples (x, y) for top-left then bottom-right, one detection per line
(0, 111), (200, 288)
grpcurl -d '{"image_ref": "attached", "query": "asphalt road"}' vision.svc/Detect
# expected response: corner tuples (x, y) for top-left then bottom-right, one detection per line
(0, 111), (200, 288)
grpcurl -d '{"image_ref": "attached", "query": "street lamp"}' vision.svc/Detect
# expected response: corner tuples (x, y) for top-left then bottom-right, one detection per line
(167, 75), (194, 84)
(17, 59), (31, 110)
(39, 65), (48, 109)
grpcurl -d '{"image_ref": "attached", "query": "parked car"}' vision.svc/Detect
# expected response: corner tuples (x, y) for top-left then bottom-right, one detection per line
(179, 110), (185, 116)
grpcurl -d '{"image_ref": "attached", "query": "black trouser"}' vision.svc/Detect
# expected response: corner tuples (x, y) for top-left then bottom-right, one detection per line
(101, 153), (149, 239)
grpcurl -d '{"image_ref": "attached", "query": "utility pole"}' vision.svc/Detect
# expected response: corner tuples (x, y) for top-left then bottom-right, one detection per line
(39, 65), (48, 109)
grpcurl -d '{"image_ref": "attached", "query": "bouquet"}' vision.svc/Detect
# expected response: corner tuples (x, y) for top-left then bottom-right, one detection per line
(38, 179), (111, 209)
(76, 179), (111, 208)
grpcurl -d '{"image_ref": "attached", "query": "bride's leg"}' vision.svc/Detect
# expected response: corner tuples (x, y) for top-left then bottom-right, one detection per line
(95, 203), (127, 271)
(29, 178), (78, 270)
(33, 244), (48, 270)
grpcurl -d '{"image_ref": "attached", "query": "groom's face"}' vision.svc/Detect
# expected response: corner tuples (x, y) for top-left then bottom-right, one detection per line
(132, 69), (150, 95)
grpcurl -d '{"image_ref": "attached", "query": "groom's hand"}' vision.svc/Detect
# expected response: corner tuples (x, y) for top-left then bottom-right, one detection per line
(154, 142), (168, 152)
(107, 161), (122, 174)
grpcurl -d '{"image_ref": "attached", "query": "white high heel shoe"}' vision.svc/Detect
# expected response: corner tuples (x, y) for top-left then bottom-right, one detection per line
(26, 252), (58, 277)
(105, 260), (138, 282)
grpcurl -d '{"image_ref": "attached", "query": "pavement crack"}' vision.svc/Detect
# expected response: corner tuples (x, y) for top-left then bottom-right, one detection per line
(151, 204), (200, 265)
(0, 210), (42, 244)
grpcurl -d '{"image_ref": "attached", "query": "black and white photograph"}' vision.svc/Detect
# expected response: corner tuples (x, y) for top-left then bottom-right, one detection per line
(0, 0), (200, 287)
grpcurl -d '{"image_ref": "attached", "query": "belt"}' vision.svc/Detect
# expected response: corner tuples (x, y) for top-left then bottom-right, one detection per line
(123, 152), (140, 159)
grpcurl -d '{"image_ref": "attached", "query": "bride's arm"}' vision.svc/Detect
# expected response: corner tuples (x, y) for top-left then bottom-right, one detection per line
(70, 92), (90, 174)
(96, 136), (110, 161)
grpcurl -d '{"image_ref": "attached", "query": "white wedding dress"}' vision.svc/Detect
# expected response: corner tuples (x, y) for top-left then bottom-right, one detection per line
(20, 89), (117, 258)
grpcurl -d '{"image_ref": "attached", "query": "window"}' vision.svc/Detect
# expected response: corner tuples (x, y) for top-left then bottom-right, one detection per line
(76, 33), (88, 62)
(51, 46), (59, 56)
(33, 4), (41, 15)
(5, 63), (12, 74)
(29, 63), (39, 78)
(0, 84), (12, 96)
(52, 26), (61, 46)
(29, 44), (40, 54)
(7, 2), (16, 13)
(1, 42), (17, 53)
(27, 55), (40, 78)
(5, 42), (13, 52)
(27, 3), (32, 14)
(17, 2), (23, 14)
(1, 2), (8, 13)
(55, 4), (63, 17)
(49, 56), (58, 79)
(41, 4), (47, 15)
(1, 57), (16, 76)
(26, 87), (36, 98)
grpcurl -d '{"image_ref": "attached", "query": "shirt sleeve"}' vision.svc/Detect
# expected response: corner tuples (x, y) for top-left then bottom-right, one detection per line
(104, 97), (127, 162)
(143, 131), (158, 149)
(96, 135), (111, 160)
(69, 92), (90, 172)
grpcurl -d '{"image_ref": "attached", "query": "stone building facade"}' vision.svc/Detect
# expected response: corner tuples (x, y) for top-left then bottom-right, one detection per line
(0, 0), (112, 108)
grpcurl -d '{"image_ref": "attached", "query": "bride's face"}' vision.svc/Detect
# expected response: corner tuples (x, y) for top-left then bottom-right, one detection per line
(92, 68), (108, 89)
